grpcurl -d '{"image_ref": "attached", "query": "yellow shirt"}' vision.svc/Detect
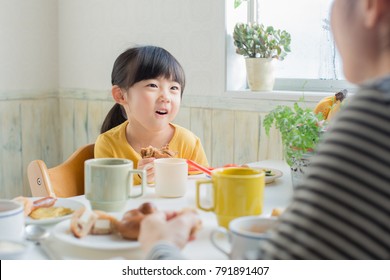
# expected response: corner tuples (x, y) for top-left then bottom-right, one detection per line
(313, 96), (341, 120)
(94, 121), (209, 184)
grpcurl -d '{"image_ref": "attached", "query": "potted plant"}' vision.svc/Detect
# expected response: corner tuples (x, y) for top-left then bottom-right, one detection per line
(233, 22), (291, 91)
(263, 101), (324, 187)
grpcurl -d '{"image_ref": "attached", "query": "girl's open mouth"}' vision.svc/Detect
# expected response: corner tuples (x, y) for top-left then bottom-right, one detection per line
(156, 110), (168, 115)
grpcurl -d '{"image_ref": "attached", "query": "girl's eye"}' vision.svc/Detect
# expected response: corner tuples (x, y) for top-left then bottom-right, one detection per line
(147, 83), (158, 88)
(171, 86), (180, 91)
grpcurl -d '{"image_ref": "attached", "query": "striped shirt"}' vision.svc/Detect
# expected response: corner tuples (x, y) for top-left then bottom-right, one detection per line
(146, 76), (390, 260)
(260, 76), (390, 259)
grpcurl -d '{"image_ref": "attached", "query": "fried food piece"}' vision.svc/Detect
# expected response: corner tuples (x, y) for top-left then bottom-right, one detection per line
(13, 196), (57, 216)
(90, 210), (118, 235)
(70, 207), (98, 238)
(140, 144), (177, 158)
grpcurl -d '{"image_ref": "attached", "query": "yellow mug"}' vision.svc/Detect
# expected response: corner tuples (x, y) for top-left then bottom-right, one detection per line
(196, 167), (265, 228)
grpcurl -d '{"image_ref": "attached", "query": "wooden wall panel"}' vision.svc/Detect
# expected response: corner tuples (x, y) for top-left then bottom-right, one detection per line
(190, 108), (212, 165)
(174, 107), (191, 129)
(59, 98), (75, 161)
(41, 99), (61, 168)
(73, 100), (89, 150)
(87, 100), (104, 144)
(0, 102), (6, 197)
(21, 100), (43, 196)
(211, 109), (235, 167)
(234, 111), (261, 165)
(1, 102), (23, 198)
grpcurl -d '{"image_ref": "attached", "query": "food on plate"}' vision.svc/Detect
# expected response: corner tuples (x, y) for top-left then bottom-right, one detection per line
(271, 208), (284, 217)
(91, 210), (118, 235)
(263, 169), (275, 176)
(137, 202), (157, 215)
(29, 206), (73, 220)
(70, 208), (119, 238)
(12, 196), (57, 216)
(69, 202), (202, 241)
(116, 202), (158, 240)
(140, 144), (177, 159)
(178, 208), (202, 236)
(70, 207), (99, 238)
(117, 203), (201, 240)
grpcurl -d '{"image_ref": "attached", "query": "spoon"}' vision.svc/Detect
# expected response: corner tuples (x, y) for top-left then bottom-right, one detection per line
(25, 224), (58, 259)
(25, 224), (50, 244)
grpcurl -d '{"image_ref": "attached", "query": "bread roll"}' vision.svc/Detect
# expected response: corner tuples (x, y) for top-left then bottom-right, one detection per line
(116, 202), (158, 240)
(116, 209), (145, 240)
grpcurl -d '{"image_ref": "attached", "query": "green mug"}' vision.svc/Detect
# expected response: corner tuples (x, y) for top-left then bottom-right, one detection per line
(85, 158), (147, 212)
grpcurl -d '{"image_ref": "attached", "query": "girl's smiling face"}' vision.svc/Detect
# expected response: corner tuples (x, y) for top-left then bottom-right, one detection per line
(124, 77), (182, 131)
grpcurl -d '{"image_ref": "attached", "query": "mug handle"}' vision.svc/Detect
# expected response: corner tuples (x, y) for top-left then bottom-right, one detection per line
(210, 227), (231, 257)
(196, 179), (214, 211)
(128, 169), (147, 198)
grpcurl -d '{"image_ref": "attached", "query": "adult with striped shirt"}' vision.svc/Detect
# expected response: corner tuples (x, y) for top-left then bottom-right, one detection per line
(138, 0), (390, 259)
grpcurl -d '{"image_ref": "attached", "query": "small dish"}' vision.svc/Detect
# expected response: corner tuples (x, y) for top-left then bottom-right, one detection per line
(255, 167), (283, 184)
(26, 198), (84, 225)
(0, 240), (31, 260)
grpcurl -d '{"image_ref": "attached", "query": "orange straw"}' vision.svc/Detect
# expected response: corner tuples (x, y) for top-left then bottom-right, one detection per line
(186, 159), (212, 176)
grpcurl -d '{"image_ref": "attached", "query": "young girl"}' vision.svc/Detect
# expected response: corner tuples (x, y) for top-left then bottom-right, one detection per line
(139, 0), (390, 259)
(95, 46), (209, 184)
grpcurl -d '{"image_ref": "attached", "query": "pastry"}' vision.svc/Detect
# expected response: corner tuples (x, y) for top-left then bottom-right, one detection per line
(140, 144), (177, 159)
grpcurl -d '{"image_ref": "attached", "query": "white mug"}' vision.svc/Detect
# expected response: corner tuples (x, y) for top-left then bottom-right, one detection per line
(85, 158), (147, 212)
(211, 216), (277, 259)
(154, 158), (188, 197)
(0, 199), (25, 241)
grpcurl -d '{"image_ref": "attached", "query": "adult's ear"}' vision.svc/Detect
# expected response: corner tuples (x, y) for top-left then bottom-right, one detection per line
(112, 85), (126, 104)
(363, 0), (387, 28)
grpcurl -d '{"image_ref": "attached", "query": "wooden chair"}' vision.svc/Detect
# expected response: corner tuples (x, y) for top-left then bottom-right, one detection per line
(27, 143), (95, 197)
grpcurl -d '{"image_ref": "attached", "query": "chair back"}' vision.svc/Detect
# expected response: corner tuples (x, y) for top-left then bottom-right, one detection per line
(28, 143), (95, 197)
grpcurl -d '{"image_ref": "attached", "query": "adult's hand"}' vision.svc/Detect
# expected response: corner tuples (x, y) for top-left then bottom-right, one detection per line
(138, 210), (200, 254)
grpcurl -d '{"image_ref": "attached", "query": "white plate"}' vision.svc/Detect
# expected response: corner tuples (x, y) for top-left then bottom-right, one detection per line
(0, 240), (31, 260)
(52, 219), (139, 250)
(253, 167), (283, 184)
(26, 198), (84, 225)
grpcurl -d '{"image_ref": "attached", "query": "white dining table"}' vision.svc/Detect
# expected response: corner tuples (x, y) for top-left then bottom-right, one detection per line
(20, 160), (293, 260)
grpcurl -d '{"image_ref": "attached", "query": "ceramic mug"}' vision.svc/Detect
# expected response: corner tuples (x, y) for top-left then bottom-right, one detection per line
(85, 158), (147, 212)
(196, 167), (265, 228)
(211, 216), (277, 259)
(154, 158), (188, 198)
(0, 199), (25, 241)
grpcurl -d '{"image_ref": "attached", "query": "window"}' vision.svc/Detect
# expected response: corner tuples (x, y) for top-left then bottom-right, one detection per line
(226, 0), (354, 92)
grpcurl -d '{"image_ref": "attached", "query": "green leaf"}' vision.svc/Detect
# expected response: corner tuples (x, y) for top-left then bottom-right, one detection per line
(233, 22), (291, 59)
(263, 101), (323, 166)
(234, 0), (244, 9)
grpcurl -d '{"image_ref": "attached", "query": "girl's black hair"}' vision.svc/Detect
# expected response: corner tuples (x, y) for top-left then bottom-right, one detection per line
(100, 45), (185, 133)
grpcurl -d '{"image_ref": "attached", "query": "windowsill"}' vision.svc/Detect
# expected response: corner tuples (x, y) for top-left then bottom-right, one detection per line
(225, 89), (333, 102)
(181, 89), (333, 112)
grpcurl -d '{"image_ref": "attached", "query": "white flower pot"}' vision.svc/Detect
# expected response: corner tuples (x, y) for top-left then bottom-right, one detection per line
(245, 58), (275, 91)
